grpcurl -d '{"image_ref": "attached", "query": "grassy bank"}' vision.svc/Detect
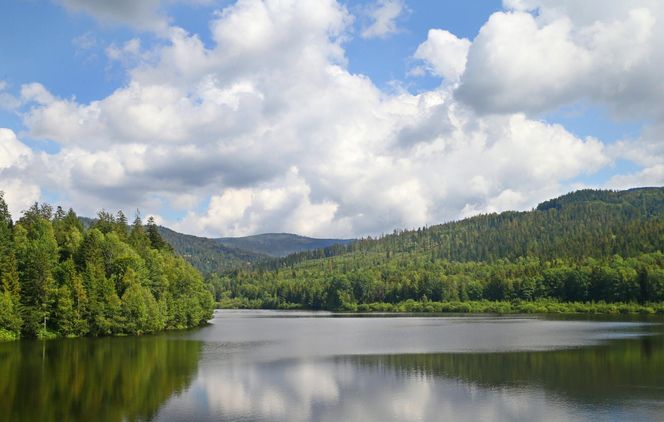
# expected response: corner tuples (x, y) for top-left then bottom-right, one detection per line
(219, 297), (664, 315)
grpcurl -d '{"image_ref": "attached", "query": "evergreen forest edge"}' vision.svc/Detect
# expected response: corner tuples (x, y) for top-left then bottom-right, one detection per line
(0, 195), (214, 341)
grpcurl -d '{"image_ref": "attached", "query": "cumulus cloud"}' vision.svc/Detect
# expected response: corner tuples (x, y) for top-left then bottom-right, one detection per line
(456, 1), (664, 117)
(414, 29), (471, 82)
(6, 0), (660, 237)
(361, 0), (407, 39)
(0, 129), (40, 217)
(173, 168), (348, 237)
(607, 165), (664, 190)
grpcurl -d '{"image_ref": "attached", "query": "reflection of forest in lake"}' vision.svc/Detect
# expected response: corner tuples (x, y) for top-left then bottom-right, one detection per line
(0, 337), (202, 422)
(350, 333), (664, 404)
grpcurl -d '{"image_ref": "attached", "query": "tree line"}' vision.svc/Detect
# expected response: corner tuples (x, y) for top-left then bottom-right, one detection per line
(211, 252), (664, 312)
(214, 188), (664, 312)
(268, 188), (664, 270)
(0, 192), (213, 340)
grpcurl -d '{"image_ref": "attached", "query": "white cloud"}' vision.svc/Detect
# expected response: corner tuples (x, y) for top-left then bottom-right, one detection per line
(0, 129), (40, 217)
(607, 164), (664, 190)
(0, 129), (32, 169)
(414, 29), (471, 82)
(361, 0), (407, 39)
(456, 2), (663, 117)
(10, 0), (658, 238)
(605, 122), (664, 190)
(173, 169), (349, 237)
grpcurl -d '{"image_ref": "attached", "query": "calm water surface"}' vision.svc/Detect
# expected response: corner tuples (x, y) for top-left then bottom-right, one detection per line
(1, 310), (664, 421)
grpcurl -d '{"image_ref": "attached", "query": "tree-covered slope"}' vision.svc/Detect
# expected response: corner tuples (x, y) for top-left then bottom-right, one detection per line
(157, 226), (268, 274)
(216, 233), (354, 257)
(0, 195), (214, 341)
(215, 188), (664, 310)
(275, 187), (664, 268)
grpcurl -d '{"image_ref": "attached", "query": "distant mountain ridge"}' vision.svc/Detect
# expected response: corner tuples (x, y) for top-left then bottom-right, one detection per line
(159, 230), (353, 273)
(80, 216), (354, 274)
(157, 226), (269, 274)
(216, 233), (354, 258)
(79, 216), (355, 273)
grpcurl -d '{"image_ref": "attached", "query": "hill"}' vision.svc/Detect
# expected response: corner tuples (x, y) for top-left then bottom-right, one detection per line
(273, 187), (664, 268)
(157, 226), (268, 274)
(217, 187), (664, 310)
(157, 228), (354, 274)
(216, 233), (354, 257)
(82, 217), (354, 274)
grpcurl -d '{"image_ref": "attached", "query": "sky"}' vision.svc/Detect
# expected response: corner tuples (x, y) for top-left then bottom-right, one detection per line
(0, 0), (663, 238)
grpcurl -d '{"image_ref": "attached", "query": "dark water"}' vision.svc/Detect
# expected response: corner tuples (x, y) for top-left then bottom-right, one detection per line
(2, 311), (664, 421)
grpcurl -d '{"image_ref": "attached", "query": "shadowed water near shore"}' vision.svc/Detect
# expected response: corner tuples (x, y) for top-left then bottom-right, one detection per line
(2, 312), (664, 421)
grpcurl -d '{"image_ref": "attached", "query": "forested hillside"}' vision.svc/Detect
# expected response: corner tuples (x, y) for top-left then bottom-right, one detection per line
(217, 233), (355, 258)
(158, 226), (267, 274)
(213, 188), (664, 311)
(157, 228), (353, 273)
(0, 193), (214, 340)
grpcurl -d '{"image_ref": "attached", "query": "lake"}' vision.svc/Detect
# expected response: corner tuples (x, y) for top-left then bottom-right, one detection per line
(1, 310), (663, 421)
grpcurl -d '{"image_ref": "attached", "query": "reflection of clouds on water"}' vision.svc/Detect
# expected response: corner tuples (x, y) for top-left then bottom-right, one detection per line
(194, 361), (342, 421)
(286, 362), (340, 404)
(154, 314), (664, 421)
(163, 358), (591, 422)
(388, 377), (431, 421)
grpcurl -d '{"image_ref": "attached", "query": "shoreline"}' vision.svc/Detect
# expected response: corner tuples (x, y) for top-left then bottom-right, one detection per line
(218, 299), (664, 315)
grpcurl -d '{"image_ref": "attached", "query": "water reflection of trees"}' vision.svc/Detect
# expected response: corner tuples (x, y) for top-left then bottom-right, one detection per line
(0, 337), (201, 422)
(350, 334), (664, 403)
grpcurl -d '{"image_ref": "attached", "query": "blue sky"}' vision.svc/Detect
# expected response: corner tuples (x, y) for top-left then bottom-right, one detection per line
(1, 1), (503, 100)
(0, 0), (661, 237)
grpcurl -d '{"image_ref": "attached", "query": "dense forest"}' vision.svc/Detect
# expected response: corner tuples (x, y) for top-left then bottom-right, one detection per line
(211, 188), (664, 312)
(0, 192), (214, 341)
(157, 225), (267, 274)
(215, 233), (354, 258)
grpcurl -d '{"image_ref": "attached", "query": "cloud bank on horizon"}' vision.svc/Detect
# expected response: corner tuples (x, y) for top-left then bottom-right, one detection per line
(0, 0), (662, 238)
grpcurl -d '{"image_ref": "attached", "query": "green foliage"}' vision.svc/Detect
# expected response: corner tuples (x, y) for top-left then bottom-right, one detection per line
(274, 187), (664, 267)
(216, 233), (354, 257)
(221, 188), (664, 312)
(0, 198), (214, 340)
(158, 226), (267, 275)
(0, 292), (22, 338)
